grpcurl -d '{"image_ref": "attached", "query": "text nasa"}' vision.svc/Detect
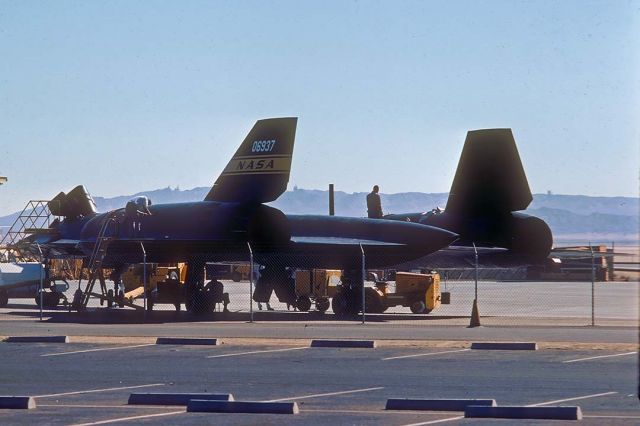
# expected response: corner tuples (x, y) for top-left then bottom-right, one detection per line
(235, 139), (278, 171)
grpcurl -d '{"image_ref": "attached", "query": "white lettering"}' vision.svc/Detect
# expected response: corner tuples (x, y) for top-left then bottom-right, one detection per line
(251, 139), (276, 153)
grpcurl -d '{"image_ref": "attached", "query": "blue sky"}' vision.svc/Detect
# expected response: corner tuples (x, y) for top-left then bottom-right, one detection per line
(0, 0), (638, 216)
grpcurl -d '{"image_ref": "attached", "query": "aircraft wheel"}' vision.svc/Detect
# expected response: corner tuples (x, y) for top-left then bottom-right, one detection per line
(231, 271), (242, 282)
(107, 289), (114, 308)
(295, 295), (311, 312)
(174, 303), (181, 312)
(315, 298), (330, 313)
(168, 270), (180, 281)
(36, 291), (61, 309)
(117, 290), (125, 308)
(410, 300), (426, 314)
(331, 292), (348, 316)
(0, 289), (8, 308)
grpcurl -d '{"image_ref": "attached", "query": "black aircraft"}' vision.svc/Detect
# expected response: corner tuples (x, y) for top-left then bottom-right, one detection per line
(23, 118), (457, 313)
(385, 129), (552, 264)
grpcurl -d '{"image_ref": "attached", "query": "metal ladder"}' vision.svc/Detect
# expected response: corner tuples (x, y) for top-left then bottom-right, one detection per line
(0, 200), (54, 261)
(73, 213), (116, 311)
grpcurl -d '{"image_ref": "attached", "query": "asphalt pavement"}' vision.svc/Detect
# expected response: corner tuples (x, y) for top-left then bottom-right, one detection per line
(0, 341), (638, 425)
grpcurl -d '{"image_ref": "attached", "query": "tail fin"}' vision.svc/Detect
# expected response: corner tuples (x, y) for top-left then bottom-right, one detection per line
(205, 117), (297, 204)
(445, 129), (532, 216)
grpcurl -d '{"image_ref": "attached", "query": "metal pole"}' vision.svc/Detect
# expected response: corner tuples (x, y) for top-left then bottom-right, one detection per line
(329, 184), (335, 216)
(247, 242), (254, 323)
(590, 243), (595, 327)
(473, 242), (478, 301)
(36, 243), (43, 322)
(610, 241), (615, 280)
(360, 243), (365, 324)
(140, 242), (147, 320)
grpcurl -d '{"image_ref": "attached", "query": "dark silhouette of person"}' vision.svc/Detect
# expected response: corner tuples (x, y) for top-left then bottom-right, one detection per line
(366, 185), (383, 219)
(124, 196), (152, 237)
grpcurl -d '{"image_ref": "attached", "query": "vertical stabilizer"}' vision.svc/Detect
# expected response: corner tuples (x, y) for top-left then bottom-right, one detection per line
(205, 117), (297, 204)
(445, 129), (532, 216)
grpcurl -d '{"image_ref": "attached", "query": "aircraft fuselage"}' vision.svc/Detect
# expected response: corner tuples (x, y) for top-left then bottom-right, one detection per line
(40, 201), (457, 269)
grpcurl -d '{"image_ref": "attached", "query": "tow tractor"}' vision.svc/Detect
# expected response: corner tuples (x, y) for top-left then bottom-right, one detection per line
(293, 269), (448, 314)
(363, 271), (446, 314)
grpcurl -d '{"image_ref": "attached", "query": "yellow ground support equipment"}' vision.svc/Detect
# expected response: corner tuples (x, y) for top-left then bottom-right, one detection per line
(294, 269), (341, 312)
(122, 263), (186, 311)
(395, 271), (441, 313)
(364, 271), (444, 314)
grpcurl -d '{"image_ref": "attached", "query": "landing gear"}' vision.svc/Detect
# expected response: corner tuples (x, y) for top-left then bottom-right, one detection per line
(253, 265), (296, 309)
(332, 269), (363, 316)
(184, 261), (229, 315)
(184, 261), (211, 315)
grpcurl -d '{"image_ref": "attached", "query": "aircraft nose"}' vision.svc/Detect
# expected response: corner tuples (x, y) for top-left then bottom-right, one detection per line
(415, 224), (458, 252)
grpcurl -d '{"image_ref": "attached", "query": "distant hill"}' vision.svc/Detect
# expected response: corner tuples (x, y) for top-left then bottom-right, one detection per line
(1, 187), (637, 243)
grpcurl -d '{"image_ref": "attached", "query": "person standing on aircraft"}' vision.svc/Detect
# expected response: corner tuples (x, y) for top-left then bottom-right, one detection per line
(124, 196), (152, 237)
(366, 185), (383, 219)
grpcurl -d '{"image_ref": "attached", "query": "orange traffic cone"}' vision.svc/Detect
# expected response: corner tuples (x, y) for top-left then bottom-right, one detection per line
(469, 298), (481, 328)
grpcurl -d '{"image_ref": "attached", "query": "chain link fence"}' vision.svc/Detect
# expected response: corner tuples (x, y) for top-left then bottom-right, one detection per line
(1, 242), (636, 327)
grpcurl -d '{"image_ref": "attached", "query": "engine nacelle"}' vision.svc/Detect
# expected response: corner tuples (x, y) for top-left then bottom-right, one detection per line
(246, 204), (291, 246)
(509, 213), (553, 259)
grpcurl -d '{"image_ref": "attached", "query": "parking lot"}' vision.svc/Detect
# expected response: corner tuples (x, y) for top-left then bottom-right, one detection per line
(1, 340), (638, 425)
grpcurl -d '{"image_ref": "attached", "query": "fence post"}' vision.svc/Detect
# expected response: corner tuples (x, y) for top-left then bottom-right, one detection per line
(590, 244), (595, 327)
(36, 243), (43, 322)
(140, 242), (147, 320)
(360, 243), (365, 324)
(247, 242), (254, 323)
(469, 242), (481, 327)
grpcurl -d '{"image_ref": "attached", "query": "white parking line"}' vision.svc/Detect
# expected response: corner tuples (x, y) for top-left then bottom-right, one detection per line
(205, 346), (308, 358)
(34, 383), (165, 398)
(304, 408), (412, 415)
(584, 415), (640, 419)
(401, 416), (465, 426)
(265, 386), (384, 402)
(382, 349), (470, 361)
(527, 391), (618, 406)
(41, 344), (154, 357)
(563, 352), (637, 363)
(69, 410), (185, 426)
